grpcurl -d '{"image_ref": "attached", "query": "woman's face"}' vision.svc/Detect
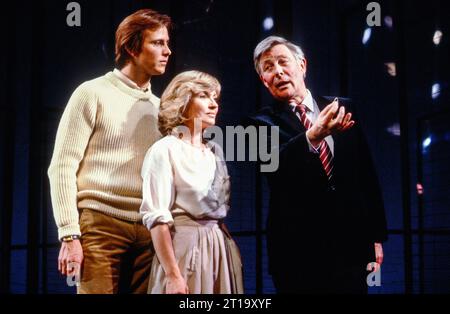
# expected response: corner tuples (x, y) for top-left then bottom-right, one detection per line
(184, 90), (219, 130)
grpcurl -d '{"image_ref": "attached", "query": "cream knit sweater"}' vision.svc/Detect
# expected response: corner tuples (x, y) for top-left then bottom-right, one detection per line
(48, 71), (161, 240)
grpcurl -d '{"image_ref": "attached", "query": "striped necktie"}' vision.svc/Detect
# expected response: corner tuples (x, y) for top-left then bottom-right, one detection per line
(295, 104), (334, 181)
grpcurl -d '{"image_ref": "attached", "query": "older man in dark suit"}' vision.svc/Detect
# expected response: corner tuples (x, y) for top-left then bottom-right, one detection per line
(248, 36), (387, 294)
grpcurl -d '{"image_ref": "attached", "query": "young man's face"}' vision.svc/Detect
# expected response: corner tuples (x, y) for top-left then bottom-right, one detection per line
(259, 44), (307, 102)
(134, 26), (171, 76)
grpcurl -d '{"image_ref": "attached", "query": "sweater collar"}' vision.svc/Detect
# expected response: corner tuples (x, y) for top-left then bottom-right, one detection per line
(112, 68), (151, 92)
(105, 71), (155, 100)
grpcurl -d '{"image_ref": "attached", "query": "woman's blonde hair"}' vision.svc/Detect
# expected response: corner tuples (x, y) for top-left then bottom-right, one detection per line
(159, 70), (221, 136)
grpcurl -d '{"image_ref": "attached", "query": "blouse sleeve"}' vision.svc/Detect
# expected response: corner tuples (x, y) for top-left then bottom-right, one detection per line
(140, 142), (175, 230)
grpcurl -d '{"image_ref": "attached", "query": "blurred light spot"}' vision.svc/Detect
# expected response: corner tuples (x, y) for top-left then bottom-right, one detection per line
(263, 17), (274, 31)
(386, 123), (401, 136)
(205, 0), (214, 13)
(384, 16), (393, 28)
(362, 28), (372, 45)
(433, 30), (443, 45)
(432, 83), (441, 99)
(416, 183), (424, 195)
(101, 43), (109, 60)
(422, 137), (432, 149)
(384, 62), (397, 77)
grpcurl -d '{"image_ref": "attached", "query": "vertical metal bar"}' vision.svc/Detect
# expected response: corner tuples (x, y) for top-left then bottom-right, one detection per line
(394, 0), (414, 294)
(416, 118), (425, 294)
(0, 2), (17, 294)
(252, 0), (266, 295)
(41, 118), (49, 294)
(27, 0), (45, 294)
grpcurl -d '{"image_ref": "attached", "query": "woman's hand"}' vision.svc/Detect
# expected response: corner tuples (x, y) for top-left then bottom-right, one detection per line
(150, 223), (189, 294)
(166, 273), (189, 294)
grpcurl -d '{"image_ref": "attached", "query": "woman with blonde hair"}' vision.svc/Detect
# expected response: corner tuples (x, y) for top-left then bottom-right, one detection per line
(140, 70), (243, 294)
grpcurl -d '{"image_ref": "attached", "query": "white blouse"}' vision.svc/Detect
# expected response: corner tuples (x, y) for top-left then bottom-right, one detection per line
(140, 135), (229, 230)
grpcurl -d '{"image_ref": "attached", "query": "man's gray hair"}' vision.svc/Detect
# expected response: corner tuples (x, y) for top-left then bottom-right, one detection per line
(253, 36), (305, 75)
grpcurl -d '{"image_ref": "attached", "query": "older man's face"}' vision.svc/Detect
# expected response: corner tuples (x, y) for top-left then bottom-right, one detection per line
(259, 44), (307, 102)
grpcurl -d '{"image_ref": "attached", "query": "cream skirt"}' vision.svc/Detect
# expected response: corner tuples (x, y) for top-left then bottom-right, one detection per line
(147, 214), (244, 294)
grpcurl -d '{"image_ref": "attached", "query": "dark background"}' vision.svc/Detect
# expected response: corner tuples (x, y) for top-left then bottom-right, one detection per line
(0, 0), (449, 294)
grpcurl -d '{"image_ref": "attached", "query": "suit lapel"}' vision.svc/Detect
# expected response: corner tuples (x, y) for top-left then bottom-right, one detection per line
(273, 100), (305, 135)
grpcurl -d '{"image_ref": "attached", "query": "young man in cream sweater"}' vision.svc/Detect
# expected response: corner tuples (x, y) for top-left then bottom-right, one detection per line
(48, 9), (172, 293)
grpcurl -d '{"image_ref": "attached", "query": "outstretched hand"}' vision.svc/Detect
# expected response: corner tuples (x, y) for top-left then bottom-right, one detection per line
(306, 98), (355, 147)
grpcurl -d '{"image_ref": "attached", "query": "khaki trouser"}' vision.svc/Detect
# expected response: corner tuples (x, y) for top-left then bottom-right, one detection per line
(78, 208), (153, 294)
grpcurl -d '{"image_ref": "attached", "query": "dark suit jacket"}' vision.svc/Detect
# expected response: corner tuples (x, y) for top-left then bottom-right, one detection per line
(247, 96), (388, 284)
